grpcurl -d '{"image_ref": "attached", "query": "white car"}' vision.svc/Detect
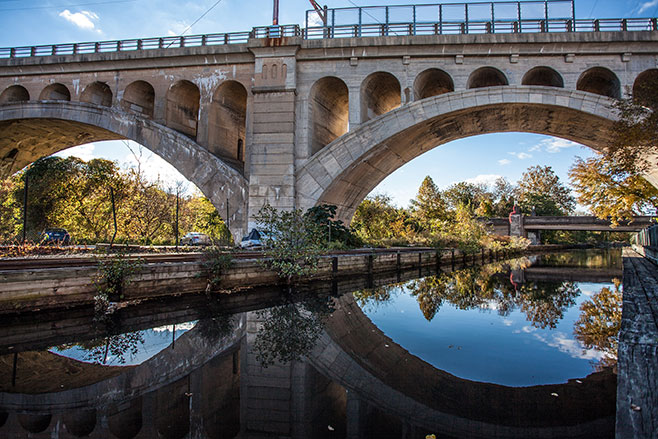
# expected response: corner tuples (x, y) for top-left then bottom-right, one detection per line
(181, 232), (211, 246)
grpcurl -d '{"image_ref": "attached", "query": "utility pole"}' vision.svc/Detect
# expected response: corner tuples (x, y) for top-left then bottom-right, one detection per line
(273, 0), (279, 25)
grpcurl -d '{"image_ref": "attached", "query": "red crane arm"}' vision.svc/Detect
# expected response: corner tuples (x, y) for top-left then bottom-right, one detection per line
(308, 0), (327, 25)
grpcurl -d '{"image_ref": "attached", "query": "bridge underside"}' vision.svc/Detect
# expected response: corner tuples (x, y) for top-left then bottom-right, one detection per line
(297, 88), (618, 224)
(0, 102), (249, 239)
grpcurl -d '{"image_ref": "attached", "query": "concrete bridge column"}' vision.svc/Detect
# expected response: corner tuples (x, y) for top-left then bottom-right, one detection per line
(247, 44), (299, 230)
(348, 86), (361, 132)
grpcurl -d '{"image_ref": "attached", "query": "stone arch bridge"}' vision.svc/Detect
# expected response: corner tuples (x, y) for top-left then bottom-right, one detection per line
(1, 6), (658, 238)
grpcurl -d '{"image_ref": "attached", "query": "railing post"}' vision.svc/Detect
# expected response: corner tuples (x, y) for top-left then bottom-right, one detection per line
(358, 8), (362, 37)
(116, 41), (121, 51)
(622, 19), (628, 31)
(652, 18), (658, 31)
(201, 35), (207, 46)
(180, 36), (185, 47)
(95, 42), (100, 53)
(10, 48), (15, 58)
(30, 47), (36, 56)
(412, 5), (417, 35)
(513, 21), (519, 33)
(594, 19), (600, 31)
(158, 38), (164, 49)
(72, 44), (77, 55)
(137, 39), (143, 50)
(566, 19), (573, 32)
(52, 45), (57, 55)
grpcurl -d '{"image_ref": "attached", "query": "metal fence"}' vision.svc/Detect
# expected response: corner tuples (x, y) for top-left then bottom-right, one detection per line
(1, 0), (657, 59)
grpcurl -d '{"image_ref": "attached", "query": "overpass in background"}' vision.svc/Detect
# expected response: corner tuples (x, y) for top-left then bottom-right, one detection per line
(487, 215), (655, 241)
(2, 1), (658, 239)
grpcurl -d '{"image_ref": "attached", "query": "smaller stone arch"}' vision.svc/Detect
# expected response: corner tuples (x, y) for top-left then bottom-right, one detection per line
(208, 80), (248, 164)
(121, 80), (155, 118)
(522, 67), (564, 88)
(63, 409), (97, 437)
(39, 83), (71, 101)
(414, 69), (454, 100)
(633, 69), (658, 102)
(468, 67), (508, 89)
(165, 80), (200, 139)
(0, 85), (29, 103)
(17, 413), (51, 433)
(80, 81), (112, 107)
(577, 67), (621, 99)
(309, 76), (349, 156)
(361, 72), (401, 123)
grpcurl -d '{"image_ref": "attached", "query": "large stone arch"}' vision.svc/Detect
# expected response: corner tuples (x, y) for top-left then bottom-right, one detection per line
(296, 86), (622, 223)
(0, 101), (248, 239)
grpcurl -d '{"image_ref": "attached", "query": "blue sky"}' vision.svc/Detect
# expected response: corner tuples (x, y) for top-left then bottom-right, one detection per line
(2, 0), (655, 207)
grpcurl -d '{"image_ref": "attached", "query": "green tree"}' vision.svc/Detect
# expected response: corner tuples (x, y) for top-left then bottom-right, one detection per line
(187, 196), (232, 243)
(254, 204), (325, 281)
(517, 165), (575, 215)
(442, 182), (487, 213)
(0, 176), (21, 241)
(409, 176), (447, 225)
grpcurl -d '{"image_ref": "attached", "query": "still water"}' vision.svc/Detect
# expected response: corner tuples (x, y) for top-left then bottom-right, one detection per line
(0, 249), (621, 438)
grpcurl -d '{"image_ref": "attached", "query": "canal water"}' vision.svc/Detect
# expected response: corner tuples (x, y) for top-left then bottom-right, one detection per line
(0, 248), (621, 438)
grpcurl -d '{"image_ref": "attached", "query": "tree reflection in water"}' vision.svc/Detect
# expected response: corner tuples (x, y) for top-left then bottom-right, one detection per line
(574, 279), (622, 370)
(353, 257), (621, 367)
(56, 331), (145, 365)
(253, 294), (335, 367)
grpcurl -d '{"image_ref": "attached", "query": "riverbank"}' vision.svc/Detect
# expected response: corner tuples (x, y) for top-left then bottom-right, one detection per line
(0, 244), (573, 315)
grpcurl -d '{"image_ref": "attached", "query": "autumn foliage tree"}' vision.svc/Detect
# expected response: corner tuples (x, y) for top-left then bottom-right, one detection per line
(569, 72), (658, 222)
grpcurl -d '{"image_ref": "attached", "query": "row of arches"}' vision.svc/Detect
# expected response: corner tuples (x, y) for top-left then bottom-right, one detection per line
(309, 67), (657, 155)
(0, 79), (248, 165)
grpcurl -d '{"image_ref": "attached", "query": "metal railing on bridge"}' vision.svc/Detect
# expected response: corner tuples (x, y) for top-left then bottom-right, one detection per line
(1, 0), (657, 59)
(632, 224), (658, 248)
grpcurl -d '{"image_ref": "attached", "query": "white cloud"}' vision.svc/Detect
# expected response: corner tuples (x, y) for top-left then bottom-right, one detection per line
(167, 21), (189, 37)
(502, 319), (514, 327)
(59, 10), (100, 31)
(306, 12), (326, 27)
(509, 152), (533, 160)
(498, 159), (512, 166)
(538, 138), (580, 153)
(533, 332), (603, 361)
(464, 174), (503, 186)
(638, 0), (658, 14)
(55, 143), (97, 161)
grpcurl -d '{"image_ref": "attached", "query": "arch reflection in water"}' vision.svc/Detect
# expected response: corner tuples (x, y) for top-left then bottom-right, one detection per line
(354, 249), (621, 386)
(0, 249), (619, 438)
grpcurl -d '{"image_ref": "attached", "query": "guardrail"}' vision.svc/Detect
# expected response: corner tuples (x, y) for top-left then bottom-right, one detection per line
(0, 16), (656, 59)
(303, 17), (658, 38)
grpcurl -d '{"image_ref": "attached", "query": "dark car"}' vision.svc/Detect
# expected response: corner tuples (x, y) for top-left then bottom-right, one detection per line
(40, 228), (71, 245)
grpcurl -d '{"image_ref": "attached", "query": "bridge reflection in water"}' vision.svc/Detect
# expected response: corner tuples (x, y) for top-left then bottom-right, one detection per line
(0, 250), (621, 438)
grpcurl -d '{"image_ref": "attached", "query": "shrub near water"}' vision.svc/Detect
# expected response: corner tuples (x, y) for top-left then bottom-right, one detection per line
(254, 204), (325, 282)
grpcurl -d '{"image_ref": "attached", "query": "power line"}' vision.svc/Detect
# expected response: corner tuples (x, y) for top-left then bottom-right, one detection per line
(345, 0), (400, 36)
(587, 0), (600, 18)
(178, 0), (225, 36)
(0, 0), (136, 12)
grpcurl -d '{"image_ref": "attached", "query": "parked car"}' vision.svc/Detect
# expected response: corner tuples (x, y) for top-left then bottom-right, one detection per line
(40, 228), (71, 245)
(181, 232), (211, 246)
(240, 229), (274, 249)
